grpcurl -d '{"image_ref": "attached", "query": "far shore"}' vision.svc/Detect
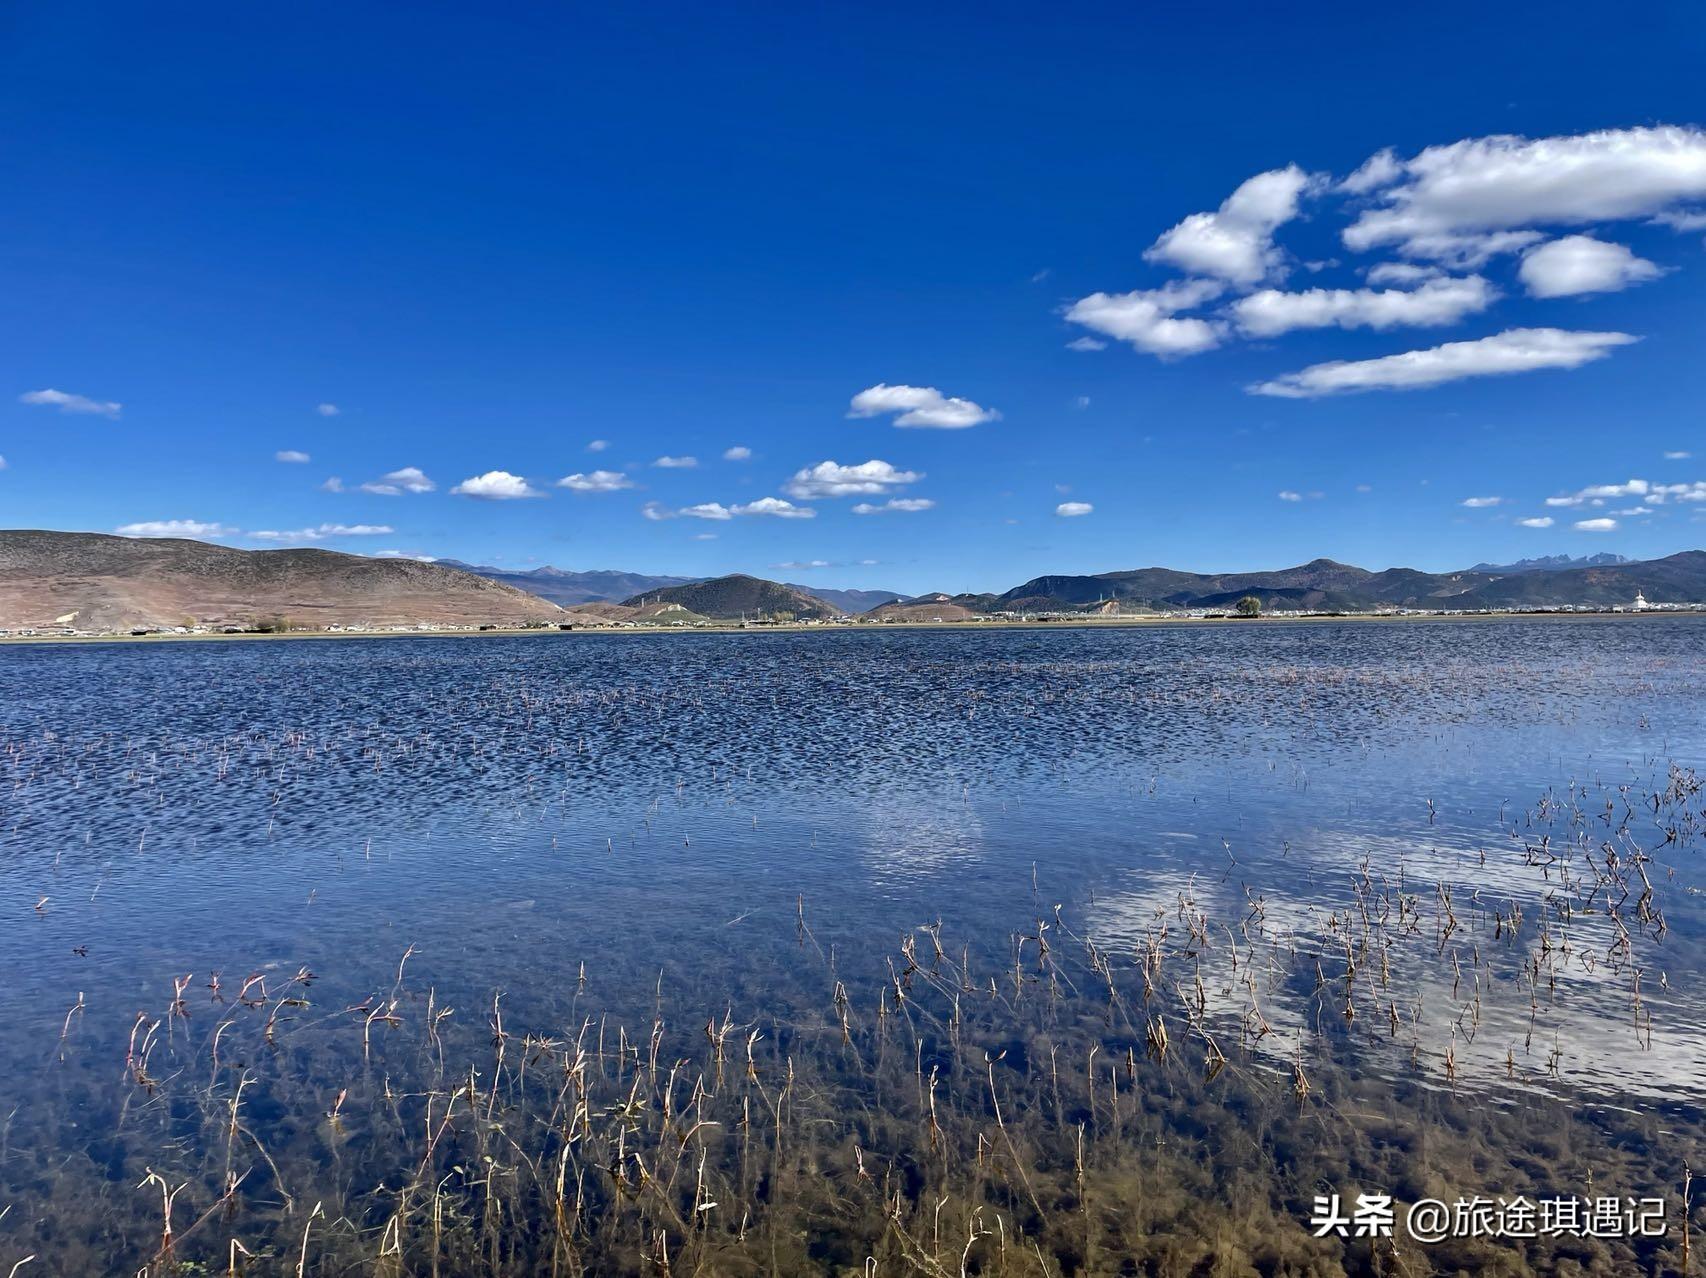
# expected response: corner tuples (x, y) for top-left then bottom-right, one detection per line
(3, 608), (1703, 646)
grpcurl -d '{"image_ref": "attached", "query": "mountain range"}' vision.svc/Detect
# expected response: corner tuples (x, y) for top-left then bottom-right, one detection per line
(3, 531), (1703, 633)
(474, 554), (1704, 617)
(989, 553), (1699, 613)
(437, 561), (901, 613)
(1465, 553), (1631, 574)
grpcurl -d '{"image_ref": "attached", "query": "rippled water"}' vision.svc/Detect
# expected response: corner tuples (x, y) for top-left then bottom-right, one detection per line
(2, 619), (1703, 1274)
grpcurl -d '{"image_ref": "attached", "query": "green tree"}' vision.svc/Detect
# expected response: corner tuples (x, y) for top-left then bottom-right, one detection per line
(1234, 595), (1262, 618)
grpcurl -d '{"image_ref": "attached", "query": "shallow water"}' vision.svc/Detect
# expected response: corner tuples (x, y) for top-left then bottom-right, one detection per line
(2, 620), (1703, 1274)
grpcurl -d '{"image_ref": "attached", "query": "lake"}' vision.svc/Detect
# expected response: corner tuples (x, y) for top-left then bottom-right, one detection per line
(2, 619), (1702, 1275)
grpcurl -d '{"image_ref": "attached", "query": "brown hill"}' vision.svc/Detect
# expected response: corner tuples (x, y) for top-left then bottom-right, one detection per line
(0, 530), (563, 631)
(622, 574), (842, 620)
(562, 601), (639, 622)
(864, 600), (981, 622)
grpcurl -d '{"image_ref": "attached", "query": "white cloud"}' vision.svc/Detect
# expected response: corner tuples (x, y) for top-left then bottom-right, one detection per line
(652, 455), (698, 468)
(321, 477), (344, 493)
(1654, 481), (1706, 502)
(732, 497), (815, 518)
(19, 388), (121, 418)
(1364, 261), (1443, 286)
(1653, 208), (1706, 231)
(1665, 450), (1693, 460)
(316, 403), (340, 417)
(1574, 517), (1618, 532)
(1545, 477), (1706, 509)
(557, 469), (635, 492)
(657, 497), (816, 521)
(451, 470), (543, 500)
(1460, 495), (1502, 508)
(1064, 278), (1225, 358)
(359, 466), (436, 495)
(1379, 230), (1544, 269)
(1250, 328), (1637, 398)
(1546, 479), (1651, 507)
(1518, 235), (1664, 298)
(1065, 336), (1108, 352)
(1277, 490), (1302, 502)
(1145, 165), (1321, 284)
(275, 449), (311, 463)
(852, 497), (935, 514)
(1232, 275), (1497, 337)
(773, 560), (831, 570)
(1340, 148), (1404, 195)
(848, 384), (999, 429)
(115, 519), (236, 538)
(251, 523), (394, 542)
(784, 459), (922, 499)
(1343, 126), (1706, 258)
(586, 439), (609, 452)
(0, 455), (7, 470)
(1055, 501), (1093, 517)
(1517, 516), (1555, 528)
(722, 446), (752, 461)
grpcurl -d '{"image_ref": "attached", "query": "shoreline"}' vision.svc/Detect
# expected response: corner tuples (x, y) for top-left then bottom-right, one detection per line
(3, 607), (1703, 645)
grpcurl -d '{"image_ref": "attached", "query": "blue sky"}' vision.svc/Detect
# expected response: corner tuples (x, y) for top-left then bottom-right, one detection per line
(3, 3), (1704, 595)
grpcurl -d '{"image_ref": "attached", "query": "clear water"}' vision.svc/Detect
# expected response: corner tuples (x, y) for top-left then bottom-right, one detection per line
(2, 620), (1702, 1274)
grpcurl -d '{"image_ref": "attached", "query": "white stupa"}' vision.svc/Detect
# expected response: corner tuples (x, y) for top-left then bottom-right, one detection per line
(1633, 590), (1649, 611)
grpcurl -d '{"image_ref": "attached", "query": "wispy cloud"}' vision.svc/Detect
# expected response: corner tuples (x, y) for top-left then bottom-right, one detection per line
(1055, 501), (1093, 517)
(649, 497), (816, 521)
(1460, 495), (1502, 508)
(1249, 328), (1637, 397)
(115, 519), (236, 538)
(1517, 516), (1554, 528)
(251, 524), (395, 542)
(784, 459), (922, 499)
(722, 445), (752, 461)
(316, 403), (340, 417)
(557, 469), (635, 492)
(652, 455), (698, 468)
(360, 466), (436, 495)
(275, 449), (311, 463)
(20, 388), (122, 418)
(1537, 477), (1706, 508)
(1573, 517), (1618, 532)
(848, 384), (999, 429)
(451, 470), (543, 500)
(852, 497), (935, 515)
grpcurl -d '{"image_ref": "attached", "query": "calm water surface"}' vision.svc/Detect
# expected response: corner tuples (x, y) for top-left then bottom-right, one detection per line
(2, 620), (1703, 1274)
